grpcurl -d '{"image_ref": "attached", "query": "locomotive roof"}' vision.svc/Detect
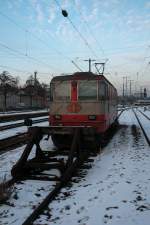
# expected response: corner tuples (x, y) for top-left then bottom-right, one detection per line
(51, 72), (117, 91)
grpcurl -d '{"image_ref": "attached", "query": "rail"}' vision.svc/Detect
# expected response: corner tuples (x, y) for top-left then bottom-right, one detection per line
(0, 132), (28, 151)
(0, 111), (48, 123)
(1, 119), (120, 224)
(132, 108), (150, 146)
(137, 109), (150, 121)
(0, 117), (48, 131)
(2, 127), (93, 225)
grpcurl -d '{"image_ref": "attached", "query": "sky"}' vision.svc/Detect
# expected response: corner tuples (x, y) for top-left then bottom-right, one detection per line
(0, 0), (150, 94)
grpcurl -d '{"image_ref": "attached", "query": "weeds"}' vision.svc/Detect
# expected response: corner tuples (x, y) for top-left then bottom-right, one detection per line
(0, 175), (13, 204)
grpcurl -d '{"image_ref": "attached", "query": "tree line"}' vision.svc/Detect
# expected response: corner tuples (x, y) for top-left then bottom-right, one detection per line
(0, 71), (49, 111)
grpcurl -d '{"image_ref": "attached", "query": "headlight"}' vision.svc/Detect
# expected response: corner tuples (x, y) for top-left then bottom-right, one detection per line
(88, 115), (96, 120)
(53, 115), (62, 120)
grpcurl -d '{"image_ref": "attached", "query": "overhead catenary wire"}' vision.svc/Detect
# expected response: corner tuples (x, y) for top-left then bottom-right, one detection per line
(54, 0), (98, 59)
(0, 65), (52, 76)
(0, 65), (31, 74)
(0, 42), (59, 72)
(43, 30), (83, 71)
(137, 46), (150, 76)
(72, 0), (105, 57)
(0, 10), (83, 72)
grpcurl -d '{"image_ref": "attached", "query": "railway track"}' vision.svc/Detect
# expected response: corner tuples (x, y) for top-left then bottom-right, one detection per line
(0, 117), (48, 131)
(132, 108), (150, 146)
(1, 112), (124, 224)
(0, 132), (28, 151)
(2, 127), (96, 225)
(0, 111), (48, 123)
(137, 109), (150, 121)
(0, 108), (125, 153)
(0, 118), (48, 152)
(22, 154), (87, 225)
(3, 152), (91, 225)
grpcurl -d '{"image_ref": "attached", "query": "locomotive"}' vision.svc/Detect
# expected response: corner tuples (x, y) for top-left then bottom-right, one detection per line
(49, 72), (118, 149)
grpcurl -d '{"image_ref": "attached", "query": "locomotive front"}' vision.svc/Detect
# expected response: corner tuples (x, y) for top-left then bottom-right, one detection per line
(49, 72), (117, 149)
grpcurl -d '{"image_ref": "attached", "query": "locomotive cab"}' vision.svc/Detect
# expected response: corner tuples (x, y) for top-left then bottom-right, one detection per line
(49, 72), (117, 149)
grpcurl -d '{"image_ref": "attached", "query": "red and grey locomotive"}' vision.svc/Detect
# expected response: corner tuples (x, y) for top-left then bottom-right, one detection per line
(49, 72), (117, 148)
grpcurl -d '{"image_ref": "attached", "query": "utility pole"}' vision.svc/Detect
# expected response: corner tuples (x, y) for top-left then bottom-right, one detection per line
(125, 76), (128, 96)
(122, 77), (126, 98)
(129, 80), (134, 96)
(84, 58), (96, 72)
(135, 72), (139, 98)
(34, 71), (38, 107)
(34, 71), (37, 85)
(140, 86), (143, 99)
(122, 76), (129, 106)
(122, 76), (126, 107)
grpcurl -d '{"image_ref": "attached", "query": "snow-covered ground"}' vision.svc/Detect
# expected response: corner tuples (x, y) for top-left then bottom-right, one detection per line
(0, 109), (48, 116)
(0, 116), (48, 127)
(0, 138), (56, 225)
(134, 108), (150, 138)
(0, 108), (150, 225)
(35, 109), (150, 225)
(0, 121), (49, 140)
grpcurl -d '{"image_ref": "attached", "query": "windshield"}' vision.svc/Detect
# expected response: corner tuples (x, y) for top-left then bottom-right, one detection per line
(78, 80), (97, 100)
(53, 81), (70, 101)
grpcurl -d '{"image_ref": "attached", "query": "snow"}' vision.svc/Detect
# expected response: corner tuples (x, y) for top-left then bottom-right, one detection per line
(0, 138), (56, 225)
(35, 109), (150, 225)
(0, 121), (49, 140)
(0, 116), (48, 127)
(0, 109), (48, 116)
(1, 108), (150, 225)
(134, 108), (150, 138)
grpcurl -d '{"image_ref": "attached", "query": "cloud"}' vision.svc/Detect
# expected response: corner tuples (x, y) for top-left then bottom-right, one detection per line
(61, 0), (71, 9)
(48, 2), (57, 24)
(55, 20), (75, 42)
(30, 0), (44, 23)
(7, 0), (13, 9)
(145, 1), (150, 8)
(36, 3), (44, 22)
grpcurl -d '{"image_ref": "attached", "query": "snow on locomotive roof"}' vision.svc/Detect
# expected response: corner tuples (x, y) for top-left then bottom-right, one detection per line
(51, 72), (117, 91)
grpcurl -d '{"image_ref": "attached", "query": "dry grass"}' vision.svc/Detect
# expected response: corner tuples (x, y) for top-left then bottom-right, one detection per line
(0, 176), (13, 204)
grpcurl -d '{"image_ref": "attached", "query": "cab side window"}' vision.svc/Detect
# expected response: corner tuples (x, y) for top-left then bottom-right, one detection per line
(99, 81), (108, 100)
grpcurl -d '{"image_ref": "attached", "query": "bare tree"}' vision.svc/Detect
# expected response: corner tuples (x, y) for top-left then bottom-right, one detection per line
(37, 83), (47, 98)
(24, 75), (41, 107)
(24, 74), (48, 108)
(0, 71), (19, 111)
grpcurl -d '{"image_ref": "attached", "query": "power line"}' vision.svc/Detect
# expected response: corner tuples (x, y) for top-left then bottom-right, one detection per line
(67, 17), (98, 58)
(0, 42), (59, 72)
(72, 0), (105, 57)
(0, 64), (52, 76)
(0, 10), (83, 72)
(71, 60), (83, 71)
(0, 65), (31, 74)
(137, 46), (150, 76)
(54, 0), (98, 58)
(0, 10), (60, 57)
(44, 30), (83, 71)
